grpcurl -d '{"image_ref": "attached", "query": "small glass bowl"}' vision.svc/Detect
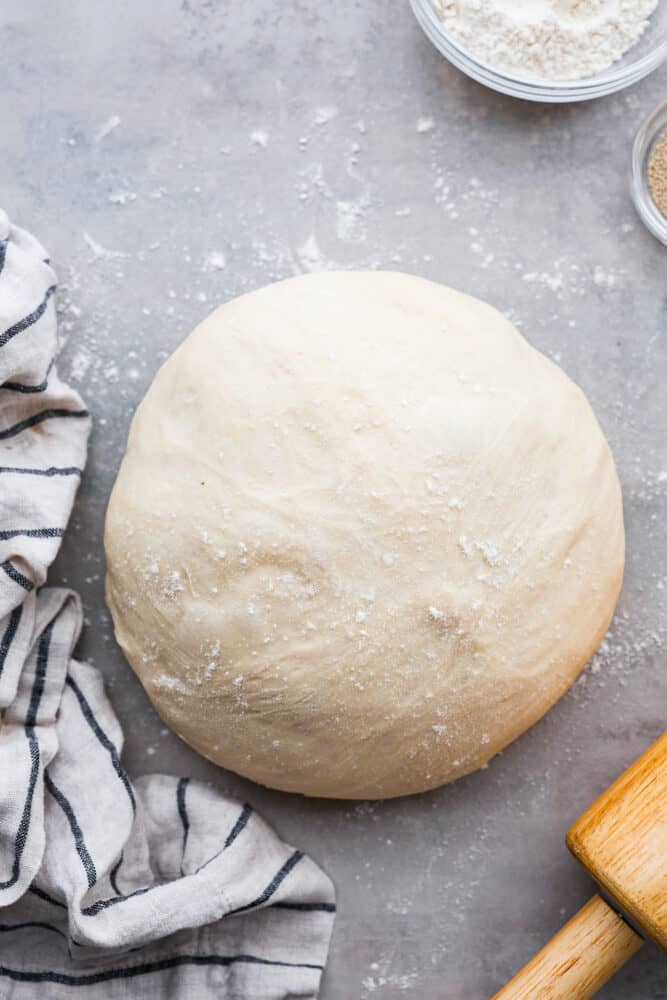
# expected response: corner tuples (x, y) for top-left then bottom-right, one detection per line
(632, 100), (667, 245)
(410, 0), (667, 103)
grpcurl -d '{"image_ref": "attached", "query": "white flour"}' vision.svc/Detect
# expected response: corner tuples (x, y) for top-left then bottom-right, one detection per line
(435, 0), (658, 80)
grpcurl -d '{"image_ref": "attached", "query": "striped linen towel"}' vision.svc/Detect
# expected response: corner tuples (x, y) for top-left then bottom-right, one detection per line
(0, 210), (335, 999)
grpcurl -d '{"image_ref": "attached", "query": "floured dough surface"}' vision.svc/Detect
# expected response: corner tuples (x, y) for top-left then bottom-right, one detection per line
(105, 272), (624, 799)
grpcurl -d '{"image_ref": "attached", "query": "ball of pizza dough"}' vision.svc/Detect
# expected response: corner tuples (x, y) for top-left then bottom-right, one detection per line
(105, 272), (624, 799)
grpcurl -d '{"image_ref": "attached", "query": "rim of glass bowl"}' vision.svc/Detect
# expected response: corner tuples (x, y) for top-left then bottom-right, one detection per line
(410, 0), (667, 103)
(631, 99), (667, 245)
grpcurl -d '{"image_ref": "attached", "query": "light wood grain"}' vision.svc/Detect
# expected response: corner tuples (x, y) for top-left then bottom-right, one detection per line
(567, 730), (667, 950)
(491, 895), (643, 1000)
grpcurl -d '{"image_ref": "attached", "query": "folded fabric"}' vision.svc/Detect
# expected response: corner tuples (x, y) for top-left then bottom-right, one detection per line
(0, 209), (335, 999)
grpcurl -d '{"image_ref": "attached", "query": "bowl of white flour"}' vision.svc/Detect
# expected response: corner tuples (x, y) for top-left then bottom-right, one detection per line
(411, 0), (667, 102)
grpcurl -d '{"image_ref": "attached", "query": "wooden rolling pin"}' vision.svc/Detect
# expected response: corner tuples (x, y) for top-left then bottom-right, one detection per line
(493, 731), (666, 999)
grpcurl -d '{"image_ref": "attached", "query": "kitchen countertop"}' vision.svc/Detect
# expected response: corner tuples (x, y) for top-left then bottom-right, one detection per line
(2, 2), (666, 997)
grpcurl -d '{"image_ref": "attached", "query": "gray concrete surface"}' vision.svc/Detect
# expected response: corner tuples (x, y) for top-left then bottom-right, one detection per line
(2, 1), (666, 996)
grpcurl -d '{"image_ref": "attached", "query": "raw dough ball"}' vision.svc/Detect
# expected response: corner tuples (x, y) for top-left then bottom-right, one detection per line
(105, 272), (624, 799)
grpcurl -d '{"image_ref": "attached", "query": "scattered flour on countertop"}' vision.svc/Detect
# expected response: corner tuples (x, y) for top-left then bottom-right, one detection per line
(313, 106), (338, 126)
(593, 265), (618, 288)
(336, 197), (369, 243)
(361, 971), (419, 994)
(295, 233), (342, 273)
(519, 258), (625, 299)
(434, 0), (658, 81)
(83, 231), (128, 261)
(203, 250), (227, 272)
(522, 270), (563, 292)
(94, 113), (121, 142)
(296, 233), (325, 272)
(69, 350), (92, 382)
(108, 189), (136, 206)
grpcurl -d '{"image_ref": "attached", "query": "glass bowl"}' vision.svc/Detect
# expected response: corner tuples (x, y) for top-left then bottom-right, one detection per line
(410, 0), (667, 103)
(631, 99), (667, 244)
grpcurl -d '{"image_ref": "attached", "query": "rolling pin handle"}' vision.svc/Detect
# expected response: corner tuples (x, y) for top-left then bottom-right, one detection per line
(491, 894), (643, 1000)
